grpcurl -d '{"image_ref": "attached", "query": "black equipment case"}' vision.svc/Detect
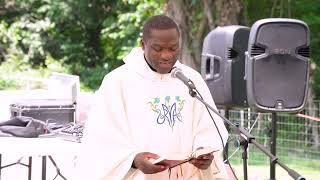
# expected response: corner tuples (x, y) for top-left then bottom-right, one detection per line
(10, 99), (75, 125)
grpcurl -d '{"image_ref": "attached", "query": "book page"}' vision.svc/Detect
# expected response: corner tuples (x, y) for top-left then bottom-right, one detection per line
(191, 147), (218, 158)
(150, 147), (218, 168)
(153, 158), (190, 168)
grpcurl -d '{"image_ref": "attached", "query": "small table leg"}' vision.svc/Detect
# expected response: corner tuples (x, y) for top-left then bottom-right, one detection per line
(28, 157), (32, 180)
(42, 156), (47, 180)
(0, 154), (2, 180)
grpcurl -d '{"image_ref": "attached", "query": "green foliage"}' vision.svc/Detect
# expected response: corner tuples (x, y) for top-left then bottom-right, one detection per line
(101, 0), (164, 66)
(0, 0), (164, 90)
(1, 0), (320, 94)
(0, 54), (69, 90)
(294, 1), (320, 98)
(0, 79), (17, 90)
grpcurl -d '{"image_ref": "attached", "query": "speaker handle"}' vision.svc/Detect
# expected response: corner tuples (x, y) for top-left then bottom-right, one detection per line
(244, 51), (249, 81)
(244, 51), (256, 81)
(202, 53), (222, 80)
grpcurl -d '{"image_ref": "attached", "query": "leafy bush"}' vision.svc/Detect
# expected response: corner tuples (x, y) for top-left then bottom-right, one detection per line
(0, 79), (17, 90)
(0, 55), (68, 90)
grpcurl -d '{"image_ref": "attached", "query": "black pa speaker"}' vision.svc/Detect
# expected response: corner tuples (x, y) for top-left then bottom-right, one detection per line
(201, 26), (250, 108)
(245, 18), (310, 112)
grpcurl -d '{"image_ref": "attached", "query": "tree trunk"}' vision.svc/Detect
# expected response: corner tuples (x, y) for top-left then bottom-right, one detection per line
(305, 62), (319, 149)
(203, 0), (215, 29)
(307, 79), (319, 149)
(215, 0), (242, 26)
(165, 0), (243, 71)
(166, 0), (197, 70)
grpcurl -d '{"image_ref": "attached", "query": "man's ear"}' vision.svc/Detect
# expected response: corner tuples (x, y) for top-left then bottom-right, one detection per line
(140, 39), (145, 50)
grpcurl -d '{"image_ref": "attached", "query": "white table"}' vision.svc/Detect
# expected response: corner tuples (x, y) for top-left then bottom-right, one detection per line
(0, 137), (80, 180)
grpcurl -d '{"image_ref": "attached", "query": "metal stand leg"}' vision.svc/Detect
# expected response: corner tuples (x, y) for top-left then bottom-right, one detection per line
(0, 155), (33, 180)
(28, 157), (32, 180)
(270, 113), (277, 180)
(240, 139), (249, 180)
(42, 156), (47, 180)
(41, 155), (68, 180)
(48, 156), (67, 180)
(0, 154), (2, 180)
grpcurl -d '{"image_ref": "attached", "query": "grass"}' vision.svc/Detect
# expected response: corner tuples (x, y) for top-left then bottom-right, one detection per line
(230, 164), (319, 180)
(227, 149), (320, 180)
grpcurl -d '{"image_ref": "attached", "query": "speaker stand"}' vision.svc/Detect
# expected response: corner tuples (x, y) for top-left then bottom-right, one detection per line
(270, 113), (278, 180)
(237, 123), (249, 180)
(187, 86), (305, 180)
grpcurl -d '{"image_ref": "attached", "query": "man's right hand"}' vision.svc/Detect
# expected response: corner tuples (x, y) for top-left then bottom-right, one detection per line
(133, 152), (168, 174)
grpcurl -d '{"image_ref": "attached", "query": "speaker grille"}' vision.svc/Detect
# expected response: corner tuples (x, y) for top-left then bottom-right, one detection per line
(251, 45), (265, 56)
(297, 46), (310, 57)
(228, 48), (238, 59)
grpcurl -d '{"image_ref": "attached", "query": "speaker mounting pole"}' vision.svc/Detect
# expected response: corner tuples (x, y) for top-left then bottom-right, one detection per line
(270, 112), (278, 180)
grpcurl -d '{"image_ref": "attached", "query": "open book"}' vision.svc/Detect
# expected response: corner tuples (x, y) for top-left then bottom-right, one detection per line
(150, 147), (218, 168)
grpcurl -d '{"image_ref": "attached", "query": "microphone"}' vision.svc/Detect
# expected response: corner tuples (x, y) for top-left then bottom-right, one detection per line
(171, 67), (196, 90)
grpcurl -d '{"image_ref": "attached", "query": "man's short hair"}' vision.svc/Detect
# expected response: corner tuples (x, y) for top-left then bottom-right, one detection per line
(142, 15), (180, 41)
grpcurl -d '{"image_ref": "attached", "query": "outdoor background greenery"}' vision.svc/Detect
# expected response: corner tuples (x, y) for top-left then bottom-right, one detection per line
(0, 0), (164, 90)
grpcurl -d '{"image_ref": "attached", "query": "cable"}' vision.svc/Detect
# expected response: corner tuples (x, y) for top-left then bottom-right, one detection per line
(248, 113), (261, 133)
(223, 113), (261, 162)
(195, 88), (239, 180)
(225, 137), (241, 161)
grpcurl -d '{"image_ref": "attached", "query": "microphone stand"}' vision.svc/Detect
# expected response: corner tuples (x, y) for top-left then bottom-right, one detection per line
(187, 85), (305, 180)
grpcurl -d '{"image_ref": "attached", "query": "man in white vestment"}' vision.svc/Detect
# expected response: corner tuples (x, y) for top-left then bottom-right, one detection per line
(77, 15), (230, 180)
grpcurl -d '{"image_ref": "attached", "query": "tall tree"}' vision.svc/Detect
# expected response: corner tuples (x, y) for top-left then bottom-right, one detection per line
(166, 0), (197, 69)
(215, 0), (242, 26)
(165, 0), (243, 71)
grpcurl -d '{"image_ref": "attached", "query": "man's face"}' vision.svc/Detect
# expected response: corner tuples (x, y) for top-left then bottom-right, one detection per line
(141, 28), (180, 74)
